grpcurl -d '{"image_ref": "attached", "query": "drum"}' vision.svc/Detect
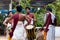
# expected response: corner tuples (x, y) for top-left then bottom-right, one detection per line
(26, 25), (36, 40)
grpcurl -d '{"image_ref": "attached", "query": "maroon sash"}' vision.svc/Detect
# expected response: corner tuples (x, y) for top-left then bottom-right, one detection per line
(44, 13), (52, 32)
(29, 13), (34, 18)
(9, 13), (19, 38)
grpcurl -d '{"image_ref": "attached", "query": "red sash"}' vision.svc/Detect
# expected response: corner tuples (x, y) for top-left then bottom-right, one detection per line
(29, 13), (34, 18)
(9, 13), (19, 38)
(44, 13), (52, 32)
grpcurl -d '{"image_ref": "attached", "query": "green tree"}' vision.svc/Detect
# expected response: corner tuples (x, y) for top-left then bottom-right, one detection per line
(47, 0), (60, 26)
(12, 0), (60, 26)
(20, 0), (31, 8)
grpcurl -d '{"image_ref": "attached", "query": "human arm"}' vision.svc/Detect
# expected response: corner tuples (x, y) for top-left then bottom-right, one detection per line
(24, 16), (31, 28)
(3, 18), (8, 26)
(3, 16), (13, 26)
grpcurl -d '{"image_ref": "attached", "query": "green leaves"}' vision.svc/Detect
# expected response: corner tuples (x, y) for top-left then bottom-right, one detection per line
(34, 8), (45, 27)
(47, 0), (60, 26)
(20, 0), (31, 8)
(0, 14), (4, 26)
(12, 0), (60, 26)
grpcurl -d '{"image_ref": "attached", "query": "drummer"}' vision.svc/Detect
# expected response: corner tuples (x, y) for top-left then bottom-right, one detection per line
(25, 7), (36, 40)
(25, 7), (36, 25)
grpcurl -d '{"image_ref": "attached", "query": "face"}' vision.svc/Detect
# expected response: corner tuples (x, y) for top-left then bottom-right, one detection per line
(9, 12), (13, 17)
(45, 10), (49, 13)
(26, 9), (30, 13)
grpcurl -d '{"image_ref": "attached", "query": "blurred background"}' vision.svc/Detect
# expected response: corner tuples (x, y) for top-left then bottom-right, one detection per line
(0, 0), (60, 40)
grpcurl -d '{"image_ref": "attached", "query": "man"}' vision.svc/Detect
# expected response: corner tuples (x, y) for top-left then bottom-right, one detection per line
(25, 7), (35, 25)
(3, 11), (13, 40)
(6, 5), (31, 40)
(43, 7), (55, 40)
(24, 7), (36, 40)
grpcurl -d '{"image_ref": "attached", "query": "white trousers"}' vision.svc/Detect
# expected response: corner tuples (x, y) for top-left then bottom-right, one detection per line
(12, 21), (27, 40)
(46, 25), (55, 40)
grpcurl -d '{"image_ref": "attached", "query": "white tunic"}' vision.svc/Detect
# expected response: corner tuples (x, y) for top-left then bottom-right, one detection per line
(24, 19), (33, 25)
(44, 12), (55, 40)
(12, 21), (26, 40)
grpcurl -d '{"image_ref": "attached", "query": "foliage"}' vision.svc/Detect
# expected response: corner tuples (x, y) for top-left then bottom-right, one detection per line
(0, 14), (4, 27)
(47, 0), (60, 26)
(10, 0), (60, 26)
(34, 0), (60, 26)
(34, 8), (45, 27)
(20, 0), (31, 8)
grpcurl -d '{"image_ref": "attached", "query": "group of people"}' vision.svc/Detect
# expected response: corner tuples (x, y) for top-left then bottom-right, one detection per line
(3, 5), (56, 40)
(3, 5), (35, 40)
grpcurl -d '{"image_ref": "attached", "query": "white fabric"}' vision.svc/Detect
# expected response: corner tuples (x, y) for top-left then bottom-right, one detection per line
(7, 23), (12, 30)
(24, 19), (33, 25)
(12, 21), (26, 40)
(24, 20), (28, 26)
(44, 12), (55, 23)
(50, 12), (55, 23)
(44, 14), (47, 23)
(44, 12), (55, 40)
(6, 23), (12, 38)
(46, 25), (55, 40)
(44, 13), (49, 23)
(30, 19), (33, 25)
(4, 18), (12, 37)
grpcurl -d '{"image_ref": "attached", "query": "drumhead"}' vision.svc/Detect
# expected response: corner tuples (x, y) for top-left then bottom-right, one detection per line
(26, 25), (34, 29)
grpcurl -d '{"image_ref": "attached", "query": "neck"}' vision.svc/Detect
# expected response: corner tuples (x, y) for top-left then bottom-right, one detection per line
(27, 12), (30, 15)
(16, 12), (21, 14)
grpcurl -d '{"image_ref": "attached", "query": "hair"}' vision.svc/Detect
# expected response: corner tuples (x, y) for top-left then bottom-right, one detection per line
(16, 2), (19, 5)
(25, 7), (30, 10)
(7, 11), (12, 15)
(46, 7), (52, 12)
(16, 5), (22, 12)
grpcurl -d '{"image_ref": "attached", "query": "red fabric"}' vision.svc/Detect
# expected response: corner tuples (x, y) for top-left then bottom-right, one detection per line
(9, 13), (19, 38)
(29, 13), (34, 18)
(44, 13), (52, 32)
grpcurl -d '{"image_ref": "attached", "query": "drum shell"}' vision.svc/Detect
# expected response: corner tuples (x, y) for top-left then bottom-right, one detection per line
(26, 26), (36, 39)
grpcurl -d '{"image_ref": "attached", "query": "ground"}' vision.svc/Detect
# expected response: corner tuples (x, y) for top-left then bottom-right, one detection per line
(0, 36), (60, 40)
(55, 37), (60, 40)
